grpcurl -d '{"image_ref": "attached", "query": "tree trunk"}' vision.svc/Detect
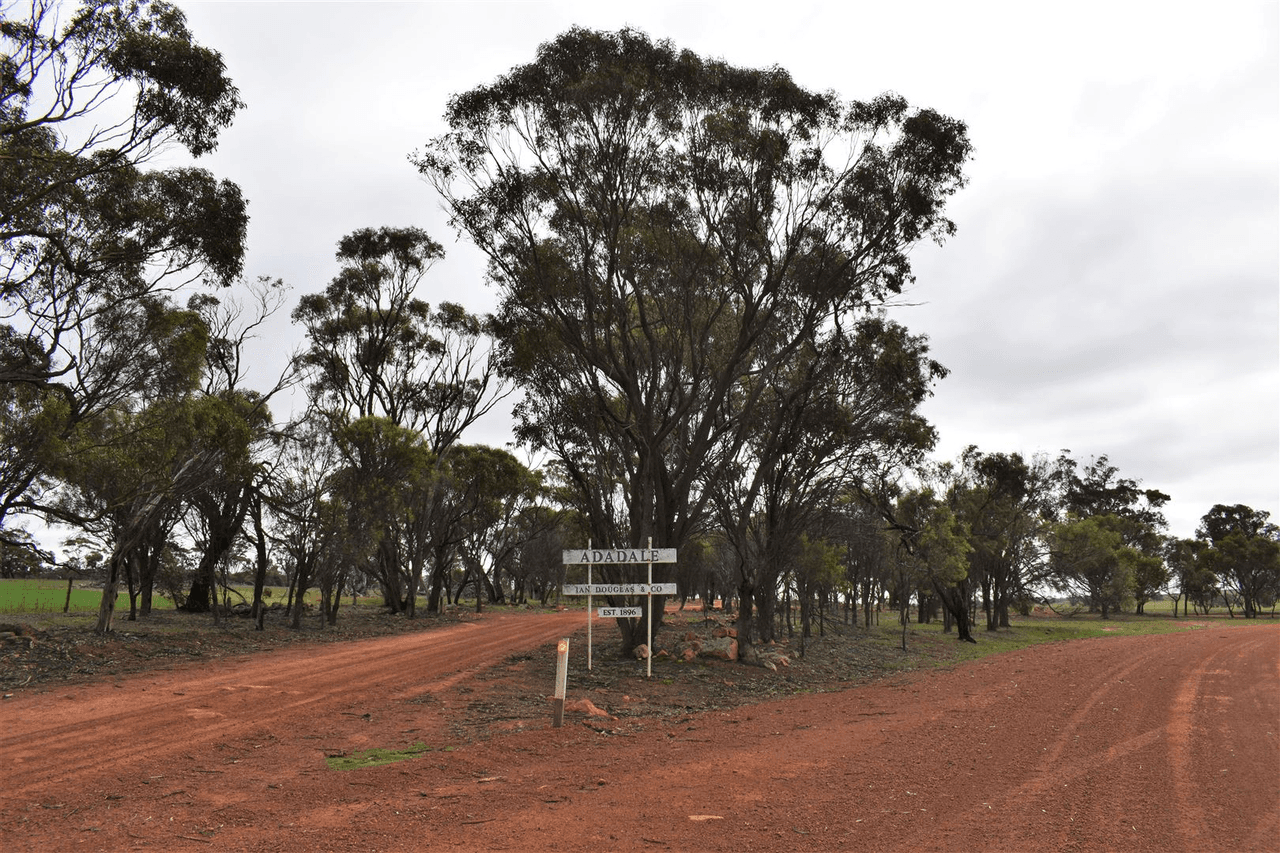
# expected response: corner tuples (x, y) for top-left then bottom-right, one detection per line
(250, 493), (268, 631)
(406, 550), (425, 618)
(290, 556), (314, 629)
(326, 570), (345, 625)
(934, 580), (976, 643)
(427, 561), (446, 614)
(125, 551), (139, 621)
(735, 577), (755, 650)
(94, 553), (124, 634)
(185, 570), (214, 614)
(138, 542), (157, 617)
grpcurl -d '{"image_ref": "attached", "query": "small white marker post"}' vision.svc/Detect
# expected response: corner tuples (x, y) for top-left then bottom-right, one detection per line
(552, 637), (569, 728)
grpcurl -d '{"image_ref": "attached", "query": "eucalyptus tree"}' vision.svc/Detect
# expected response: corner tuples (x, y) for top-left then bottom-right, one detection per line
(1048, 454), (1170, 615)
(55, 390), (249, 633)
(890, 487), (973, 644)
(506, 504), (576, 606)
(832, 498), (892, 628)
(712, 316), (944, 651)
(791, 533), (843, 654)
(1197, 504), (1280, 618)
(291, 228), (506, 616)
(291, 227), (501, 449)
(1047, 514), (1161, 618)
(1062, 455), (1169, 545)
(327, 415), (432, 614)
(946, 448), (1063, 630)
(1164, 537), (1214, 617)
(417, 27), (971, 653)
(1, 0), (246, 542)
(179, 280), (293, 616)
(449, 446), (544, 610)
(0, 527), (49, 576)
(177, 389), (272, 616)
(266, 415), (344, 628)
(51, 404), (187, 623)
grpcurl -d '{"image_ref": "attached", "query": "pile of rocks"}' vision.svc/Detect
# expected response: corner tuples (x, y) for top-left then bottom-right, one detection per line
(636, 620), (792, 671)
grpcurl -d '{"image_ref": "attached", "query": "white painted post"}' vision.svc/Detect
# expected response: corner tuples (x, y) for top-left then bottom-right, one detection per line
(646, 537), (653, 679)
(586, 540), (592, 672)
(552, 637), (569, 727)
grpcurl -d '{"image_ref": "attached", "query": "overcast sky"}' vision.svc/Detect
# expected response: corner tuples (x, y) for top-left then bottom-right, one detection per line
(173, 0), (1278, 541)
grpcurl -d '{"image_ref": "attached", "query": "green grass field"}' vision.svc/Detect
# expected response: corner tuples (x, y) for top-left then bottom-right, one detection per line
(0, 579), (174, 614)
(0, 579), (392, 615)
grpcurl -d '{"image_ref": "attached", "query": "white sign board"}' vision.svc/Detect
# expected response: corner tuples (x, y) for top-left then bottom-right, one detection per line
(562, 548), (677, 565)
(563, 583), (677, 596)
(561, 542), (677, 679)
(598, 607), (643, 618)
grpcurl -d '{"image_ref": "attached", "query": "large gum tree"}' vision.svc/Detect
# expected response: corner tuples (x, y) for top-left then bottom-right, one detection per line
(1, 0), (246, 560)
(416, 27), (971, 653)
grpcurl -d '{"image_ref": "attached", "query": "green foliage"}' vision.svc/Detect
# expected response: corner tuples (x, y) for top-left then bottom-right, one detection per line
(1062, 454), (1168, 552)
(417, 26), (971, 559)
(1197, 505), (1280, 617)
(895, 488), (972, 584)
(1, 0), (247, 537)
(1049, 515), (1143, 618)
(796, 535), (843, 590)
(292, 227), (498, 446)
(1125, 547), (1168, 614)
(1165, 537), (1217, 614)
(0, 528), (50, 577)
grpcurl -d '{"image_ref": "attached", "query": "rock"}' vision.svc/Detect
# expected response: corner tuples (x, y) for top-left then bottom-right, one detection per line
(700, 636), (738, 661)
(681, 647), (697, 663)
(566, 698), (613, 718)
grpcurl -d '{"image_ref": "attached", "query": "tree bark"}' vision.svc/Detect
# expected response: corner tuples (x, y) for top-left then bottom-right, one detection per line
(250, 492), (268, 631)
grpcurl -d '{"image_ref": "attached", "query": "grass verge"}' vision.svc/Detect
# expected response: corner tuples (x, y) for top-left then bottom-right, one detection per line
(887, 610), (1271, 668)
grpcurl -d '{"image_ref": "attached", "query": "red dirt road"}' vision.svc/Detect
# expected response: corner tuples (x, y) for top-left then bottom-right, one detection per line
(2, 616), (1276, 853)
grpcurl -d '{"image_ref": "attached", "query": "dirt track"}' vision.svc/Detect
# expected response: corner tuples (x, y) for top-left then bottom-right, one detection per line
(2, 614), (1276, 852)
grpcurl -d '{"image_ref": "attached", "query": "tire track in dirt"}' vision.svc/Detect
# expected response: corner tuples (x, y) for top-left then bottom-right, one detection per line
(941, 627), (1278, 853)
(406, 626), (1278, 853)
(986, 629), (1220, 849)
(1165, 631), (1247, 846)
(2, 611), (580, 792)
